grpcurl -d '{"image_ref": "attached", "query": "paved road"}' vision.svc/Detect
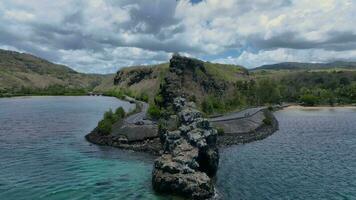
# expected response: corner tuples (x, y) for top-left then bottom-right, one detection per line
(209, 107), (266, 122)
(123, 96), (152, 125)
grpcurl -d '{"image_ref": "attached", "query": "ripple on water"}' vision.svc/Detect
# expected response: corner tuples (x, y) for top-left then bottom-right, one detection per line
(0, 97), (165, 200)
(217, 108), (356, 200)
(2, 97), (355, 200)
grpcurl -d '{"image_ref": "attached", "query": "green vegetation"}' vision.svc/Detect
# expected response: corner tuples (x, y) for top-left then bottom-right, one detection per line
(103, 89), (126, 99)
(4, 48), (355, 115)
(97, 107), (126, 135)
(300, 94), (319, 106)
(199, 69), (356, 114)
(97, 118), (112, 135)
(148, 104), (162, 120)
(115, 107), (126, 118)
(258, 70), (356, 105)
(0, 85), (89, 97)
(204, 62), (247, 82)
(0, 49), (114, 97)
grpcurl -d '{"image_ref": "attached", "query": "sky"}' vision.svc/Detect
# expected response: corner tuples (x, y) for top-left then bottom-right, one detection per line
(1, 0), (356, 74)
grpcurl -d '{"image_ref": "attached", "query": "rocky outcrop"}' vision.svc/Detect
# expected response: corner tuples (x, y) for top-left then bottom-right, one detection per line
(152, 98), (219, 199)
(158, 54), (228, 108)
(114, 67), (154, 86)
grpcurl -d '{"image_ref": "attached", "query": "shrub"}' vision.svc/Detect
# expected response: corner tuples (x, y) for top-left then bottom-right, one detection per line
(300, 94), (319, 106)
(154, 94), (164, 106)
(148, 104), (161, 120)
(115, 107), (126, 119)
(97, 119), (112, 135)
(104, 109), (118, 124)
(201, 99), (214, 114)
(139, 93), (149, 102)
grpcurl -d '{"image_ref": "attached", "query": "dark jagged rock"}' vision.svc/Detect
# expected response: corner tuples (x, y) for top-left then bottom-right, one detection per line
(158, 54), (228, 108)
(114, 68), (153, 86)
(152, 98), (219, 199)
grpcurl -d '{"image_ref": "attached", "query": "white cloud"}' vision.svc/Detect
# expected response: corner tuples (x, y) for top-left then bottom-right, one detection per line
(214, 48), (356, 68)
(57, 47), (170, 74)
(0, 0), (355, 73)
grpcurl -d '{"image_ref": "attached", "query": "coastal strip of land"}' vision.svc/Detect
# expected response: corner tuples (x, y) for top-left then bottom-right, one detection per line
(86, 99), (279, 155)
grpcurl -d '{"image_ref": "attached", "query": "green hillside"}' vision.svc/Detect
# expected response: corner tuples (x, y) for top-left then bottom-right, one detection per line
(0, 49), (114, 96)
(112, 55), (356, 116)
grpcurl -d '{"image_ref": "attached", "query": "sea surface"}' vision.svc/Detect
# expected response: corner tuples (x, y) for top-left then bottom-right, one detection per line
(0, 96), (165, 200)
(1, 97), (356, 200)
(217, 107), (356, 200)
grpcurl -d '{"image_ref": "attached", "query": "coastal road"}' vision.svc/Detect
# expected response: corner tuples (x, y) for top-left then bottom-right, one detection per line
(124, 97), (150, 124)
(209, 107), (266, 122)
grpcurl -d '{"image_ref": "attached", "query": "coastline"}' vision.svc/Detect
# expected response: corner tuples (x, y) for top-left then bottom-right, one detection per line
(217, 109), (279, 146)
(86, 105), (280, 156)
(285, 105), (356, 109)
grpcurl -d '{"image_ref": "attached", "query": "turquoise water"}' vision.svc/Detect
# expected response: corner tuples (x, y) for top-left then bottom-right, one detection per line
(0, 96), (166, 200)
(1, 97), (356, 200)
(217, 107), (356, 200)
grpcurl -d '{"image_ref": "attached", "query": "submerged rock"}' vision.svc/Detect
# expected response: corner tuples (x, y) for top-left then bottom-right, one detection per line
(152, 98), (219, 199)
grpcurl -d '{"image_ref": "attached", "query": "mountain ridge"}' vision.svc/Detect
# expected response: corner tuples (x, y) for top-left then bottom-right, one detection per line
(254, 61), (356, 70)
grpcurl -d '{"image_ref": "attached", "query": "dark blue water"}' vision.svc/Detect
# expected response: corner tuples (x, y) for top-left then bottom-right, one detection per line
(0, 96), (166, 200)
(217, 107), (356, 200)
(1, 98), (356, 200)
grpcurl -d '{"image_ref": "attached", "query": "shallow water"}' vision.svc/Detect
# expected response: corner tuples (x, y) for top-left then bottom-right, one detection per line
(0, 96), (166, 200)
(1, 98), (356, 200)
(217, 107), (356, 200)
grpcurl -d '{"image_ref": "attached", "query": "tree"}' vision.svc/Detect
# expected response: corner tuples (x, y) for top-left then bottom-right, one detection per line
(300, 94), (319, 106)
(256, 79), (281, 104)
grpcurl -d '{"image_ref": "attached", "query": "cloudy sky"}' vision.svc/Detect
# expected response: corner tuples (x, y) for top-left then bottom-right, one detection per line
(1, 0), (356, 73)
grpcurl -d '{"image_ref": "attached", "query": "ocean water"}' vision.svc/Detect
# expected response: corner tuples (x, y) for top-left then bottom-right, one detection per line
(217, 107), (356, 200)
(1, 97), (356, 200)
(0, 96), (166, 200)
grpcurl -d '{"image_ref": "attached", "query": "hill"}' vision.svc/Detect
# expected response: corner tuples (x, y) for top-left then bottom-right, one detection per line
(254, 61), (356, 71)
(0, 49), (114, 96)
(113, 55), (356, 115)
(113, 54), (249, 114)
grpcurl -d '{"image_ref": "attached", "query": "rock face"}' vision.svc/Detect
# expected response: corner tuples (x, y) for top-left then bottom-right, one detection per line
(152, 98), (219, 199)
(114, 67), (154, 86)
(158, 54), (228, 108)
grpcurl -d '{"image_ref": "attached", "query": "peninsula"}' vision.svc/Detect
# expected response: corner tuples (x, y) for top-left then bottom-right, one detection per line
(86, 54), (279, 199)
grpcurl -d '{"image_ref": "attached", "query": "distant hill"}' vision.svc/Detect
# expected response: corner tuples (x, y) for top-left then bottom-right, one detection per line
(254, 61), (356, 70)
(0, 49), (114, 95)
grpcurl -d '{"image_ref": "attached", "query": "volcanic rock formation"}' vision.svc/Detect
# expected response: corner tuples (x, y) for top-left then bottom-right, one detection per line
(152, 97), (219, 199)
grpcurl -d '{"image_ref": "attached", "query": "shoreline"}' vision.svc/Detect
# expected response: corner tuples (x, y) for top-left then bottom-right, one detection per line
(86, 108), (280, 157)
(285, 105), (356, 109)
